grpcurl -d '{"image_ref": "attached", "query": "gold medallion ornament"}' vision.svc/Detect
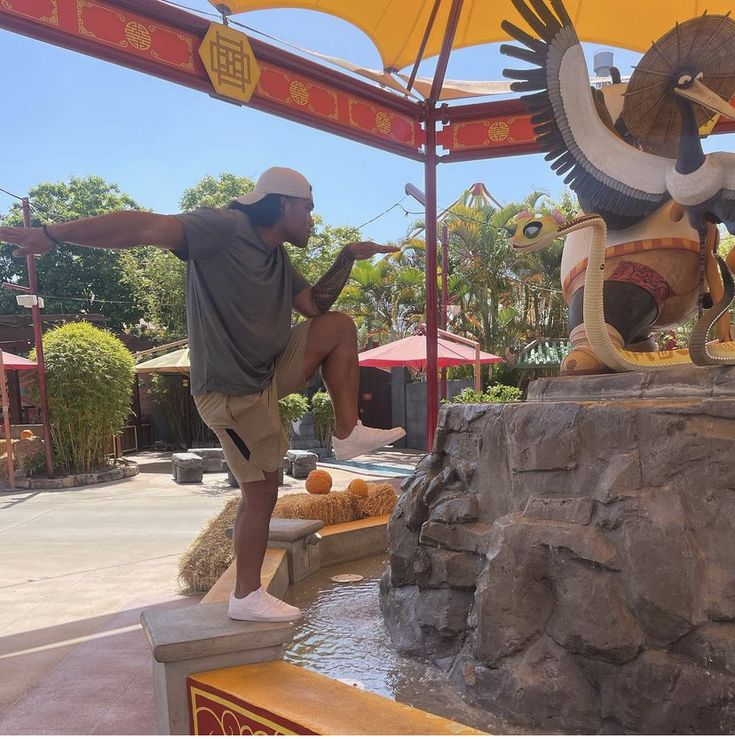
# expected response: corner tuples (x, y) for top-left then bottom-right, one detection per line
(198, 22), (261, 103)
(375, 110), (391, 134)
(487, 120), (509, 142)
(124, 21), (151, 51)
(289, 80), (309, 106)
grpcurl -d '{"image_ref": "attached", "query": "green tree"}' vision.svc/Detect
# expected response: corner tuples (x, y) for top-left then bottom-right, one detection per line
(179, 173), (255, 210)
(390, 187), (572, 385)
(340, 258), (424, 346)
(119, 248), (188, 340)
(441, 188), (570, 356)
(0, 177), (145, 329)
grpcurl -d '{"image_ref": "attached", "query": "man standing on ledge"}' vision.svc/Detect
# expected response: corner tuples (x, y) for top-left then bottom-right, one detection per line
(0, 167), (405, 623)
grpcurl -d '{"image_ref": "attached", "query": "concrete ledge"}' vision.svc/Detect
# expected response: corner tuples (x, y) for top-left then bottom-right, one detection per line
(142, 601), (296, 734)
(14, 460), (139, 489)
(320, 515), (389, 567)
(188, 661), (483, 735)
(142, 602), (293, 663)
(268, 517), (323, 542)
(527, 364), (735, 402)
(266, 518), (323, 584)
(201, 549), (289, 605)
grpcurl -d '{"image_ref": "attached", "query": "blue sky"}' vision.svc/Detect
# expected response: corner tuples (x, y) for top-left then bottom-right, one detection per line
(2, 2), (734, 244)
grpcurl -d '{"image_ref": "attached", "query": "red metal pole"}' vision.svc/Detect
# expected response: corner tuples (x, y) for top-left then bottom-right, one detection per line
(424, 107), (439, 452)
(0, 350), (15, 488)
(440, 221), (448, 401)
(22, 199), (54, 476)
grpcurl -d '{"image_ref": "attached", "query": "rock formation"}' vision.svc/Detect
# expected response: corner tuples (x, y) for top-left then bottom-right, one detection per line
(380, 367), (735, 733)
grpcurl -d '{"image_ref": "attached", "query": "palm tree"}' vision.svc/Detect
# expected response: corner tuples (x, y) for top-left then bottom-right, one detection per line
(341, 185), (572, 375)
(340, 259), (424, 348)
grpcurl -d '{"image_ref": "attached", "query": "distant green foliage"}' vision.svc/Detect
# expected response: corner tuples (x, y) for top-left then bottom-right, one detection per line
(484, 384), (523, 403)
(0, 176), (145, 328)
(34, 322), (135, 473)
(446, 383), (522, 405)
(120, 248), (187, 341)
(310, 391), (335, 447)
(278, 393), (309, 440)
(147, 374), (215, 449)
(179, 173), (256, 210)
(22, 450), (47, 478)
(445, 388), (487, 405)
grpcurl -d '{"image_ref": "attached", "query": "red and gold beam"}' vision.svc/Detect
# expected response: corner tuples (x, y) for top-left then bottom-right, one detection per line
(0, 0), (425, 159)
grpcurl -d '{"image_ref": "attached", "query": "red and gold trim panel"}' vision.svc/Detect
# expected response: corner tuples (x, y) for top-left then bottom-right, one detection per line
(2, 0), (199, 71)
(438, 113), (537, 155)
(256, 66), (423, 150)
(562, 237), (700, 296)
(188, 676), (317, 735)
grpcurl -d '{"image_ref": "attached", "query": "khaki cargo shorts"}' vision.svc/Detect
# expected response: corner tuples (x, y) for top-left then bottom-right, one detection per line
(193, 319), (313, 485)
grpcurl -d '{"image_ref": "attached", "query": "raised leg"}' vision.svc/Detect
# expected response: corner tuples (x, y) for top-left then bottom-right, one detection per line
(302, 311), (359, 439)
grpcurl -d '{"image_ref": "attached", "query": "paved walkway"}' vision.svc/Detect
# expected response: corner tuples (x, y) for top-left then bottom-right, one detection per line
(0, 448), (424, 734)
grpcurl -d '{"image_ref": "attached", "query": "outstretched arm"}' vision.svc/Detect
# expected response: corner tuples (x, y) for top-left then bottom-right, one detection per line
(293, 241), (399, 317)
(0, 211), (186, 258)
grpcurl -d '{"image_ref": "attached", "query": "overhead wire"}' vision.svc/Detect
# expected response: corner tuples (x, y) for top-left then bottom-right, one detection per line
(2, 183), (563, 299)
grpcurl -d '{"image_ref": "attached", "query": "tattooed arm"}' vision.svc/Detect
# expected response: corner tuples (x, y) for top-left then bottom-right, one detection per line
(312, 246), (356, 314)
(292, 241), (400, 317)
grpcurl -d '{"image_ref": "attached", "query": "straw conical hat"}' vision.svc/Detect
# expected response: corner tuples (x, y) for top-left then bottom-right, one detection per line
(622, 13), (735, 142)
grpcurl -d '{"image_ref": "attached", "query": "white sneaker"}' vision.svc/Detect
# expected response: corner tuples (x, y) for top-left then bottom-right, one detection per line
(331, 421), (406, 461)
(228, 588), (302, 622)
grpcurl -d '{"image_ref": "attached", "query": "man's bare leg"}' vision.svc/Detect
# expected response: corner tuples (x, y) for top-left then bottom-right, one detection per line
(233, 470), (279, 598)
(302, 311), (359, 439)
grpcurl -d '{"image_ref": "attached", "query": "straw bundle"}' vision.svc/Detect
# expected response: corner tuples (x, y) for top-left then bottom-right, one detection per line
(354, 483), (398, 518)
(0, 437), (45, 478)
(178, 481), (399, 593)
(273, 490), (358, 525)
(178, 497), (238, 593)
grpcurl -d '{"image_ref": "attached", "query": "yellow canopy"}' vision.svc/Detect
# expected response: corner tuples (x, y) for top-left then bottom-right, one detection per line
(135, 347), (190, 374)
(213, 0), (735, 72)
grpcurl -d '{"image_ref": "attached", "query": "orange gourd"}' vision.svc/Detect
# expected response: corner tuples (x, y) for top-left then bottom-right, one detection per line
(20, 429), (34, 440)
(305, 469), (333, 495)
(347, 478), (369, 496)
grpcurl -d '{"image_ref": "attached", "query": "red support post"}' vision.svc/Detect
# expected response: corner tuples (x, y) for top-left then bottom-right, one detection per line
(22, 199), (54, 476)
(440, 221), (449, 401)
(423, 108), (439, 452)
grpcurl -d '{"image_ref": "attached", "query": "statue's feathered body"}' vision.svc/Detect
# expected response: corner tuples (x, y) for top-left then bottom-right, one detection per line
(501, 0), (735, 373)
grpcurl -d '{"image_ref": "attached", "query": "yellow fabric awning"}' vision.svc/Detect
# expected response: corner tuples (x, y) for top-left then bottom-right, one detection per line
(135, 347), (190, 374)
(212, 1), (735, 73)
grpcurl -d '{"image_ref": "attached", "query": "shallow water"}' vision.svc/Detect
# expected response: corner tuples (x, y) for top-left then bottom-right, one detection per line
(284, 554), (528, 735)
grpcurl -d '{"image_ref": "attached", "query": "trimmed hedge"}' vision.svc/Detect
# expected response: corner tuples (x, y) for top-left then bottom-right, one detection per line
(34, 322), (135, 473)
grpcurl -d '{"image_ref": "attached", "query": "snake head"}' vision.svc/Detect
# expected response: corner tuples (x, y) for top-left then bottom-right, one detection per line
(505, 210), (566, 252)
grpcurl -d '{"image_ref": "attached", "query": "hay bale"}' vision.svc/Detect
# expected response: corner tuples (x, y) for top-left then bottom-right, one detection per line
(0, 437), (45, 478)
(178, 481), (396, 594)
(178, 497), (239, 593)
(354, 483), (398, 518)
(273, 490), (358, 525)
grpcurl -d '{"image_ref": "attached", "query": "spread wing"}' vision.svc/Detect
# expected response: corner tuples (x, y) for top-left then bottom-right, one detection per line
(500, 0), (671, 230)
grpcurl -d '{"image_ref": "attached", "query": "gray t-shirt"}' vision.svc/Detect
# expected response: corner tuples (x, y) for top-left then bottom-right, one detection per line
(174, 207), (309, 396)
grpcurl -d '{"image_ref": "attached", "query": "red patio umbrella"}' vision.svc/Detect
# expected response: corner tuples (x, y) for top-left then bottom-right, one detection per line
(359, 330), (503, 372)
(0, 352), (38, 370)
